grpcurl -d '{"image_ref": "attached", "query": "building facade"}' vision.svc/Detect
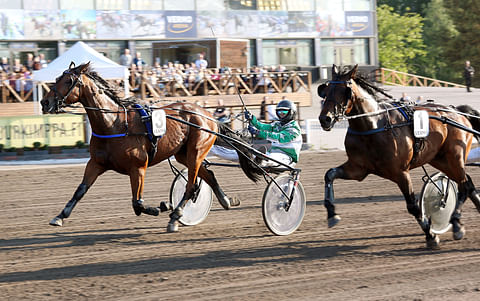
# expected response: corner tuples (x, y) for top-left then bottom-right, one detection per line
(0, 0), (377, 77)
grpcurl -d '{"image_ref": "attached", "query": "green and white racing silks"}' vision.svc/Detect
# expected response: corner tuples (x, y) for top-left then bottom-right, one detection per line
(250, 116), (302, 162)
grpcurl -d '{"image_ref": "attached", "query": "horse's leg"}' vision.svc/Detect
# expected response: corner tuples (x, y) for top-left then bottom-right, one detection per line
(396, 172), (439, 249)
(166, 131), (216, 232)
(130, 166), (160, 217)
(324, 161), (367, 228)
(450, 173), (480, 240)
(49, 159), (106, 227)
(197, 164), (240, 210)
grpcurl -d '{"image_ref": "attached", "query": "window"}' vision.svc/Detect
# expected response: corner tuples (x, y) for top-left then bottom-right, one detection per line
(319, 38), (369, 66)
(164, 0), (195, 10)
(344, 0), (371, 11)
(197, 0), (226, 11)
(228, 0), (256, 10)
(24, 0), (58, 10)
(262, 39), (313, 67)
(287, 0), (313, 11)
(0, 0), (21, 9)
(257, 0), (286, 11)
(60, 0), (94, 9)
(96, 0), (128, 10)
(130, 0), (163, 10)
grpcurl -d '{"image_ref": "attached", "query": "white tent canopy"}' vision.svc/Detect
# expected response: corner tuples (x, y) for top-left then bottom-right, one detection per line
(33, 41), (128, 82)
(33, 41), (129, 113)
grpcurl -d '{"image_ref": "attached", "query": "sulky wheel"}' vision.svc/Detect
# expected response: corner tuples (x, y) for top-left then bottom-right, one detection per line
(169, 169), (213, 226)
(262, 174), (306, 236)
(420, 172), (458, 234)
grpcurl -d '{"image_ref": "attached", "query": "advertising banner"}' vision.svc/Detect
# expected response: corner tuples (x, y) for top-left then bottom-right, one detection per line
(0, 10), (24, 39)
(61, 10), (96, 39)
(165, 11), (196, 38)
(96, 10), (132, 39)
(24, 10), (62, 39)
(345, 11), (373, 36)
(131, 11), (165, 38)
(0, 115), (85, 148)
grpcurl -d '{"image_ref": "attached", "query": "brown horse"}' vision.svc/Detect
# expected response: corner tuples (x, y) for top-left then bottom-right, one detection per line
(41, 62), (260, 232)
(318, 64), (480, 249)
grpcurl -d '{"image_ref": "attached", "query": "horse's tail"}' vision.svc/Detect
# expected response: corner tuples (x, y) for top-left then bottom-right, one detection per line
(456, 104), (480, 141)
(216, 123), (263, 182)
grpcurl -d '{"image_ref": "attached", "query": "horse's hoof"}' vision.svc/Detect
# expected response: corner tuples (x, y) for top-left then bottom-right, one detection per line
(230, 197), (240, 207)
(453, 226), (466, 240)
(218, 196), (231, 210)
(144, 206), (160, 216)
(49, 217), (63, 227)
(327, 215), (341, 228)
(426, 235), (440, 250)
(159, 201), (172, 212)
(166, 222), (179, 233)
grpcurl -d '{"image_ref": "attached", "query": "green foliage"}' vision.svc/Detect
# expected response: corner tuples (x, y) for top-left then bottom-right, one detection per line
(443, 0), (480, 86)
(377, 4), (427, 72)
(32, 141), (42, 149)
(417, 0), (458, 82)
(377, 0), (431, 16)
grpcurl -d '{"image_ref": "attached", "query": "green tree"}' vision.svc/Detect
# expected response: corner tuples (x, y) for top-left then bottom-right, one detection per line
(443, 0), (480, 86)
(377, 0), (431, 16)
(377, 4), (426, 72)
(418, 0), (458, 82)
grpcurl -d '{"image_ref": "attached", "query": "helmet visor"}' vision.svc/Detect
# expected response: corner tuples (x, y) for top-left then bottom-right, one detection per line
(276, 109), (289, 118)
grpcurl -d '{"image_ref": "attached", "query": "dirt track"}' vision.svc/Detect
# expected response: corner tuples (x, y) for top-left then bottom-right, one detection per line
(2, 151), (480, 301)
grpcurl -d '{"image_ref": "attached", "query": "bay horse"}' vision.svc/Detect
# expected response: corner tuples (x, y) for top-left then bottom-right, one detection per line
(41, 62), (261, 233)
(318, 64), (480, 249)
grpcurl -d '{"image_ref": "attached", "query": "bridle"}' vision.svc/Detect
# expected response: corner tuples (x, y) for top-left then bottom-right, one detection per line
(321, 80), (353, 121)
(50, 69), (84, 112)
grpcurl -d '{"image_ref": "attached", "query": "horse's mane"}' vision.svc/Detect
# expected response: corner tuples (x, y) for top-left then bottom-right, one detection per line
(336, 67), (393, 101)
(82, 64), (138, 106)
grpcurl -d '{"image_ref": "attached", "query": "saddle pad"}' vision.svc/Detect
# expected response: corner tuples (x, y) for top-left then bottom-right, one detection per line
(152, 109), (166, 137)
(414, 110), (429, 138)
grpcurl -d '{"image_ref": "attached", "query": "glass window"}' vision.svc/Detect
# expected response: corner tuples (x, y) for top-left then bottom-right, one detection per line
(262, 39), (313, 67)
(197, 0), (226, 11)
(228, 0), (257, 10)
(164, 0), (195, 10)
(316, 0), (343, 12)
(0, 0), (21, 9)
(257, 0), (286, 11)
(130, 0), (163, 10)
(344, 0), (371, 11)
(135, 41), (153, 66)
(287, 0), (313, 11)
(319, 38), (369, 65)
(60, 0), (94, 9)
(96, 0), (128, 10)
(24, 0), (58, 9)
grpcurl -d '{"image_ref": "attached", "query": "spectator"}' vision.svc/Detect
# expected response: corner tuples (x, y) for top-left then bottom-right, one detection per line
(464, 60), (474, 92)
(0, 57), (10, 73)
(39, 53), (48, 68)
(133, 52), (146, 70)
(213, 98), (230, 124)
(12, 58), (22, 73)
(33, 56), (42, 70)
(24, 53), (34, 71)
(120, 48), (132, 67)
(416, 95), (424, 104)
(195, 53), (208, 70)
(399, 92), (411, 103)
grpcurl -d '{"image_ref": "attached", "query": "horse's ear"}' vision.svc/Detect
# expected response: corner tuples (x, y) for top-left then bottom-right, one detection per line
(69, 61), (75, 69)
(347, 64), (359, 79)
(78, 62), (90, 74)
(332, 64), (338, 77)
(317, 83), (327, 98)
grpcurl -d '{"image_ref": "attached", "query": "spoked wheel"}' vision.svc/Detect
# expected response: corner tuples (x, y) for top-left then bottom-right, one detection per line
(169, 169), (213, 226)
(420, 172), (458, 234)
(262, 174), (306, 236)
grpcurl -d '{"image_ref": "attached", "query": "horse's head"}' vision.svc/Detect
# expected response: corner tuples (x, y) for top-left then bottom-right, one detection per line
(41, 61), (90, 114)
(318, 64), (358, 131)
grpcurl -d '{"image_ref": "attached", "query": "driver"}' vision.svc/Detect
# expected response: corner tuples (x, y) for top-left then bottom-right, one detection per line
(245, 99), (302, 167)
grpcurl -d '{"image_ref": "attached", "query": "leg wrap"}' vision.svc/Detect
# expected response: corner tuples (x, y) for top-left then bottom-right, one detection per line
(59, 183), (88, 219)
(324, 168), (337, 218)
(133, 199), (159, 216)
(169, 207), (183, 220)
